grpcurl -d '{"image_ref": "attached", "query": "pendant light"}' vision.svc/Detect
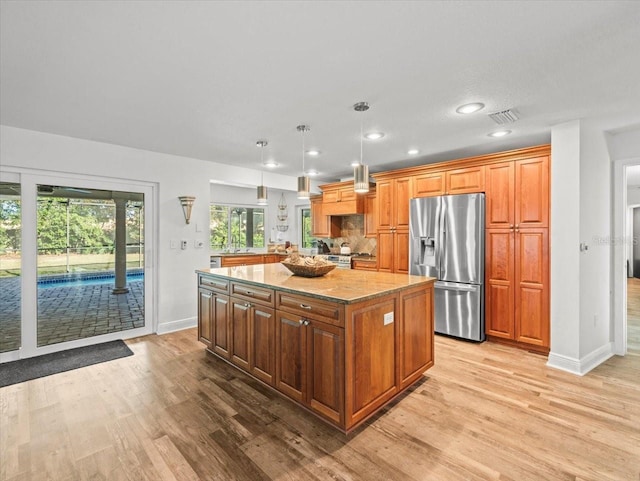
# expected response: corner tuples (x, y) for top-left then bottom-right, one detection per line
(296, 125), (310, 199)
(256, 140), (268, 205)
(353, 101), (370, 193)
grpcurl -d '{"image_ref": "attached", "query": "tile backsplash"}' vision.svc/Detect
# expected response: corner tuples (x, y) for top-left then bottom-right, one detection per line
(320, 215), (376, 255)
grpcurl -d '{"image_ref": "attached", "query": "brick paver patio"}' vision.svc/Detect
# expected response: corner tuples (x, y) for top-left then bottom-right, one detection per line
(0, 276), (144, 352)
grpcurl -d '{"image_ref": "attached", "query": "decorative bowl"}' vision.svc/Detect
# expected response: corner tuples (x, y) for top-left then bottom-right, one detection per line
(281, 261), (336, 278)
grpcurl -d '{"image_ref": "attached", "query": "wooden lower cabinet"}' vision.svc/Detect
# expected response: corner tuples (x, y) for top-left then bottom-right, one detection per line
(198, 272), (434, 432)
(377, 229), (409, 274)
(198, 288), (213, 347)
(486, 227), (549, 350)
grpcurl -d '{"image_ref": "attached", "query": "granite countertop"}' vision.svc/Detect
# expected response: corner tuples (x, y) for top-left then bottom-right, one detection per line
(197, 263), (434, 304)
(210, 252), (288, 257)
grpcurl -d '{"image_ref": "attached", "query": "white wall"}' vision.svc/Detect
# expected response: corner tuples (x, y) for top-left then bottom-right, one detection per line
(0, 125), (304, 334)
(578, 120), (612, 359)
(549, 121), (582, 366)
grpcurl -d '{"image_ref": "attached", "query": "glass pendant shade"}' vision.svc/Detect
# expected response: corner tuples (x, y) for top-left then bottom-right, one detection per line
(353, 163), (370, 193)
(256, 185), (268, 205)
(297, 175), (310, 199)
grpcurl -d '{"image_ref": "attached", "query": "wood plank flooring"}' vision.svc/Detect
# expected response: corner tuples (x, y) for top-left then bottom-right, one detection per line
(1, 312), (638, 480)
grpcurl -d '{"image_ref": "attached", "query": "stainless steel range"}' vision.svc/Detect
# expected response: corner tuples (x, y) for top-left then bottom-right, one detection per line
(316, 254), (353, 269)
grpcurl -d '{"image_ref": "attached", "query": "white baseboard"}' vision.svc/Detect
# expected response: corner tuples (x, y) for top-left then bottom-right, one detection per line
(547, 342), (615, 376)
(157, 317), (197, 335)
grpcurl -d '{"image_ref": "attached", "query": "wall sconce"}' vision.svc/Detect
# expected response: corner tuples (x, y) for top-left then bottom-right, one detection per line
(179, 196), (195, 224)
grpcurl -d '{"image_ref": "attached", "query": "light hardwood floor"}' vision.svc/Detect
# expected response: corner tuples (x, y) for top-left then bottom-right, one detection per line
(1, 315), (638, 480)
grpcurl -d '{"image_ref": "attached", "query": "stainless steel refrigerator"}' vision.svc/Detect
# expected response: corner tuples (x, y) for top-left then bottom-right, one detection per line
(409, 193), (485, 341)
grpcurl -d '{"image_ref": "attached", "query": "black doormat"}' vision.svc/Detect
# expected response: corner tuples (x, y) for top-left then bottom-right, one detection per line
(0, 340), (134, 388)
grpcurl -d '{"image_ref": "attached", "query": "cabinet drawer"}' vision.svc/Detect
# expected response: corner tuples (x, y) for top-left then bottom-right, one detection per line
(352, 259), (377, 270)
(221, 255), (264, 267)
(199, 275), (229, 294)
(276, 292), (344, 327)
(231, 282), (274, 306)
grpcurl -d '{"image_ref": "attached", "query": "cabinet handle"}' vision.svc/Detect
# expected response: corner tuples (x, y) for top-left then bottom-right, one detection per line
(298, 319), (306, 325)
(509, 224), (514, 230)
(243, 290), (254, 296)
(299, 303), (312, 310)
(245, 302), (252, 308)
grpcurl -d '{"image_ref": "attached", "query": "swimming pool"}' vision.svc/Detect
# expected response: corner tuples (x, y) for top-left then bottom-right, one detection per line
(37, 271), (144, 289)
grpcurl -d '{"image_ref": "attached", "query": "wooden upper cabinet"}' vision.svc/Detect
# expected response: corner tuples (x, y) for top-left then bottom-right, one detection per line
(310, 195), (340, 238)
(515, 156), (549, 228)
(486, 156), (549, 229)
(445, 166), (485, 195)
(364, 192), (377, 238)
(376, 176), (412, 231)
(413, 172), (445, 198)
(486, 161), (515, 229)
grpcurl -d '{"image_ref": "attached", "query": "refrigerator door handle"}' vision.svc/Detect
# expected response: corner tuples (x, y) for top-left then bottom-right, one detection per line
(435, 281), (477, 292)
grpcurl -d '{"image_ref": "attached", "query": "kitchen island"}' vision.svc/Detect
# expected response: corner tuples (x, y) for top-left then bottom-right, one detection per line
(196, 263), (435, 433)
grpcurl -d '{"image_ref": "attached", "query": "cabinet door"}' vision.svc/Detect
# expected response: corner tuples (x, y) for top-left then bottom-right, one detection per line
(275, 312), (306, 402)
(394, 229), (410, 274)
(399, 286), (433, 389)
(310, 196), (328, 237)
(348, 297), (396, 423)
(485, 229), (515, 339)
(485, 161), (515, 229)
(446, 166), (485, 195)
(250, 305), (275, 385)
(230, 300), (251, 370)
(395, 177), (412, 229)
(515, 156), (549, 228)
(212, 294), (231, 359)
(307, 320), (344, 424)
(198, 288), (213, 347)
(413, 172), (445, 198)
(376, 180), (393, 230)
(364, 193), (377, 238)
(515, 229), (549, 347)
(377, 231), (394, 273)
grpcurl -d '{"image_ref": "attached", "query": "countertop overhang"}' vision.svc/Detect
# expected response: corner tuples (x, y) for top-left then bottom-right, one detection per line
(197, 263), (435, 304)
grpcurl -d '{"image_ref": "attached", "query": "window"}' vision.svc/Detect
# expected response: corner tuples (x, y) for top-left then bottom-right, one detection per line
(210, 205), (265, 251)
(300, 207), (315, 248)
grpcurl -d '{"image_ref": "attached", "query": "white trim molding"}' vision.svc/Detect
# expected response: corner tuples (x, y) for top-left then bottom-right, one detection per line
(157, 317), (197, 335)
(547, 342), (615, 376)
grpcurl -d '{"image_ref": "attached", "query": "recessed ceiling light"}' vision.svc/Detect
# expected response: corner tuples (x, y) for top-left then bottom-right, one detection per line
(488, 130), (512, 138)
(350, 160), (361, 167)
(364, 132), (385, 140)
(407, 149), (420, 155)
(263, 160), (278, 168)
(306, 169), (319, 176)
(306, 150), (320, 156)
(456, 102), (485, 114)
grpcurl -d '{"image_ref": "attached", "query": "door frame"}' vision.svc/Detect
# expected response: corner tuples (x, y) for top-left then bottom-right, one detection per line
(0, 168), (158, 362)
(612, 158), (640, 356)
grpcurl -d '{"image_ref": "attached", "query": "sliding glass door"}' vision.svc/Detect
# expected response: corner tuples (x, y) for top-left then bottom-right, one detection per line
(0, 173), (155, 361)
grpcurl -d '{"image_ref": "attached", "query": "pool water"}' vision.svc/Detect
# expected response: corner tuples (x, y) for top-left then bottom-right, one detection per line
(38, 273), (144, 289)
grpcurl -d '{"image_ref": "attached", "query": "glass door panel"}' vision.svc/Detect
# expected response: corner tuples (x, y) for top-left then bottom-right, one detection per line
(36, 185), (144, 347)
(0, 182), (22, 353)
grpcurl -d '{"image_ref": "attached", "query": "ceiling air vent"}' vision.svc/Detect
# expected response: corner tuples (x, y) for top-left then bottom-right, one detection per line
(488, 109), (519, 125)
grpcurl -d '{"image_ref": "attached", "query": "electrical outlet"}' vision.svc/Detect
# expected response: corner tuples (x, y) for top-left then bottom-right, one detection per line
(181, 240), (188, 250)
(383, 312), (394, 325)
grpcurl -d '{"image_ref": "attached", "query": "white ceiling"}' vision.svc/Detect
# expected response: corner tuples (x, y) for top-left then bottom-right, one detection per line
(2, 1), (640, 184)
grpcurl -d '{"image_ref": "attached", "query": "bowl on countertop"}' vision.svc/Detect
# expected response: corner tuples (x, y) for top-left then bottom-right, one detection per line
(281, 261), (336, 278)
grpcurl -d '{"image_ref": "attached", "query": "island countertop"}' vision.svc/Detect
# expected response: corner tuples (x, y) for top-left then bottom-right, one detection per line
(196, 263), (435, 304)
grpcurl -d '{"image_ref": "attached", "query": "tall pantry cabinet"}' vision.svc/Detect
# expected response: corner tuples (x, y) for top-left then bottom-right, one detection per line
(485, 154), (550, 351)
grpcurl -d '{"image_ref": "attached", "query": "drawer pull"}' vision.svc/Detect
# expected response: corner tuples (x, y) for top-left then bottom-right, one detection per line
(298, 319), (310, 326)
(245, 302), (252, 308)
(244, 290), (255, 296)
(299, 303), (312, 310)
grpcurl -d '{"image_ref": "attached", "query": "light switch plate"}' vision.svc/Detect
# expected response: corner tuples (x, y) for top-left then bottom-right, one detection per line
(383, 312), (394, 325)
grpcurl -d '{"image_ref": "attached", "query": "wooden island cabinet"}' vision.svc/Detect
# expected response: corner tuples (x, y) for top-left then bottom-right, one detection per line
(197, 264), (435, 433)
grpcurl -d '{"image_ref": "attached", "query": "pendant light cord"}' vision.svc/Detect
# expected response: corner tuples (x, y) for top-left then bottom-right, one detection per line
(360, 113), (364, 166)
(302, 129), (306, 174)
